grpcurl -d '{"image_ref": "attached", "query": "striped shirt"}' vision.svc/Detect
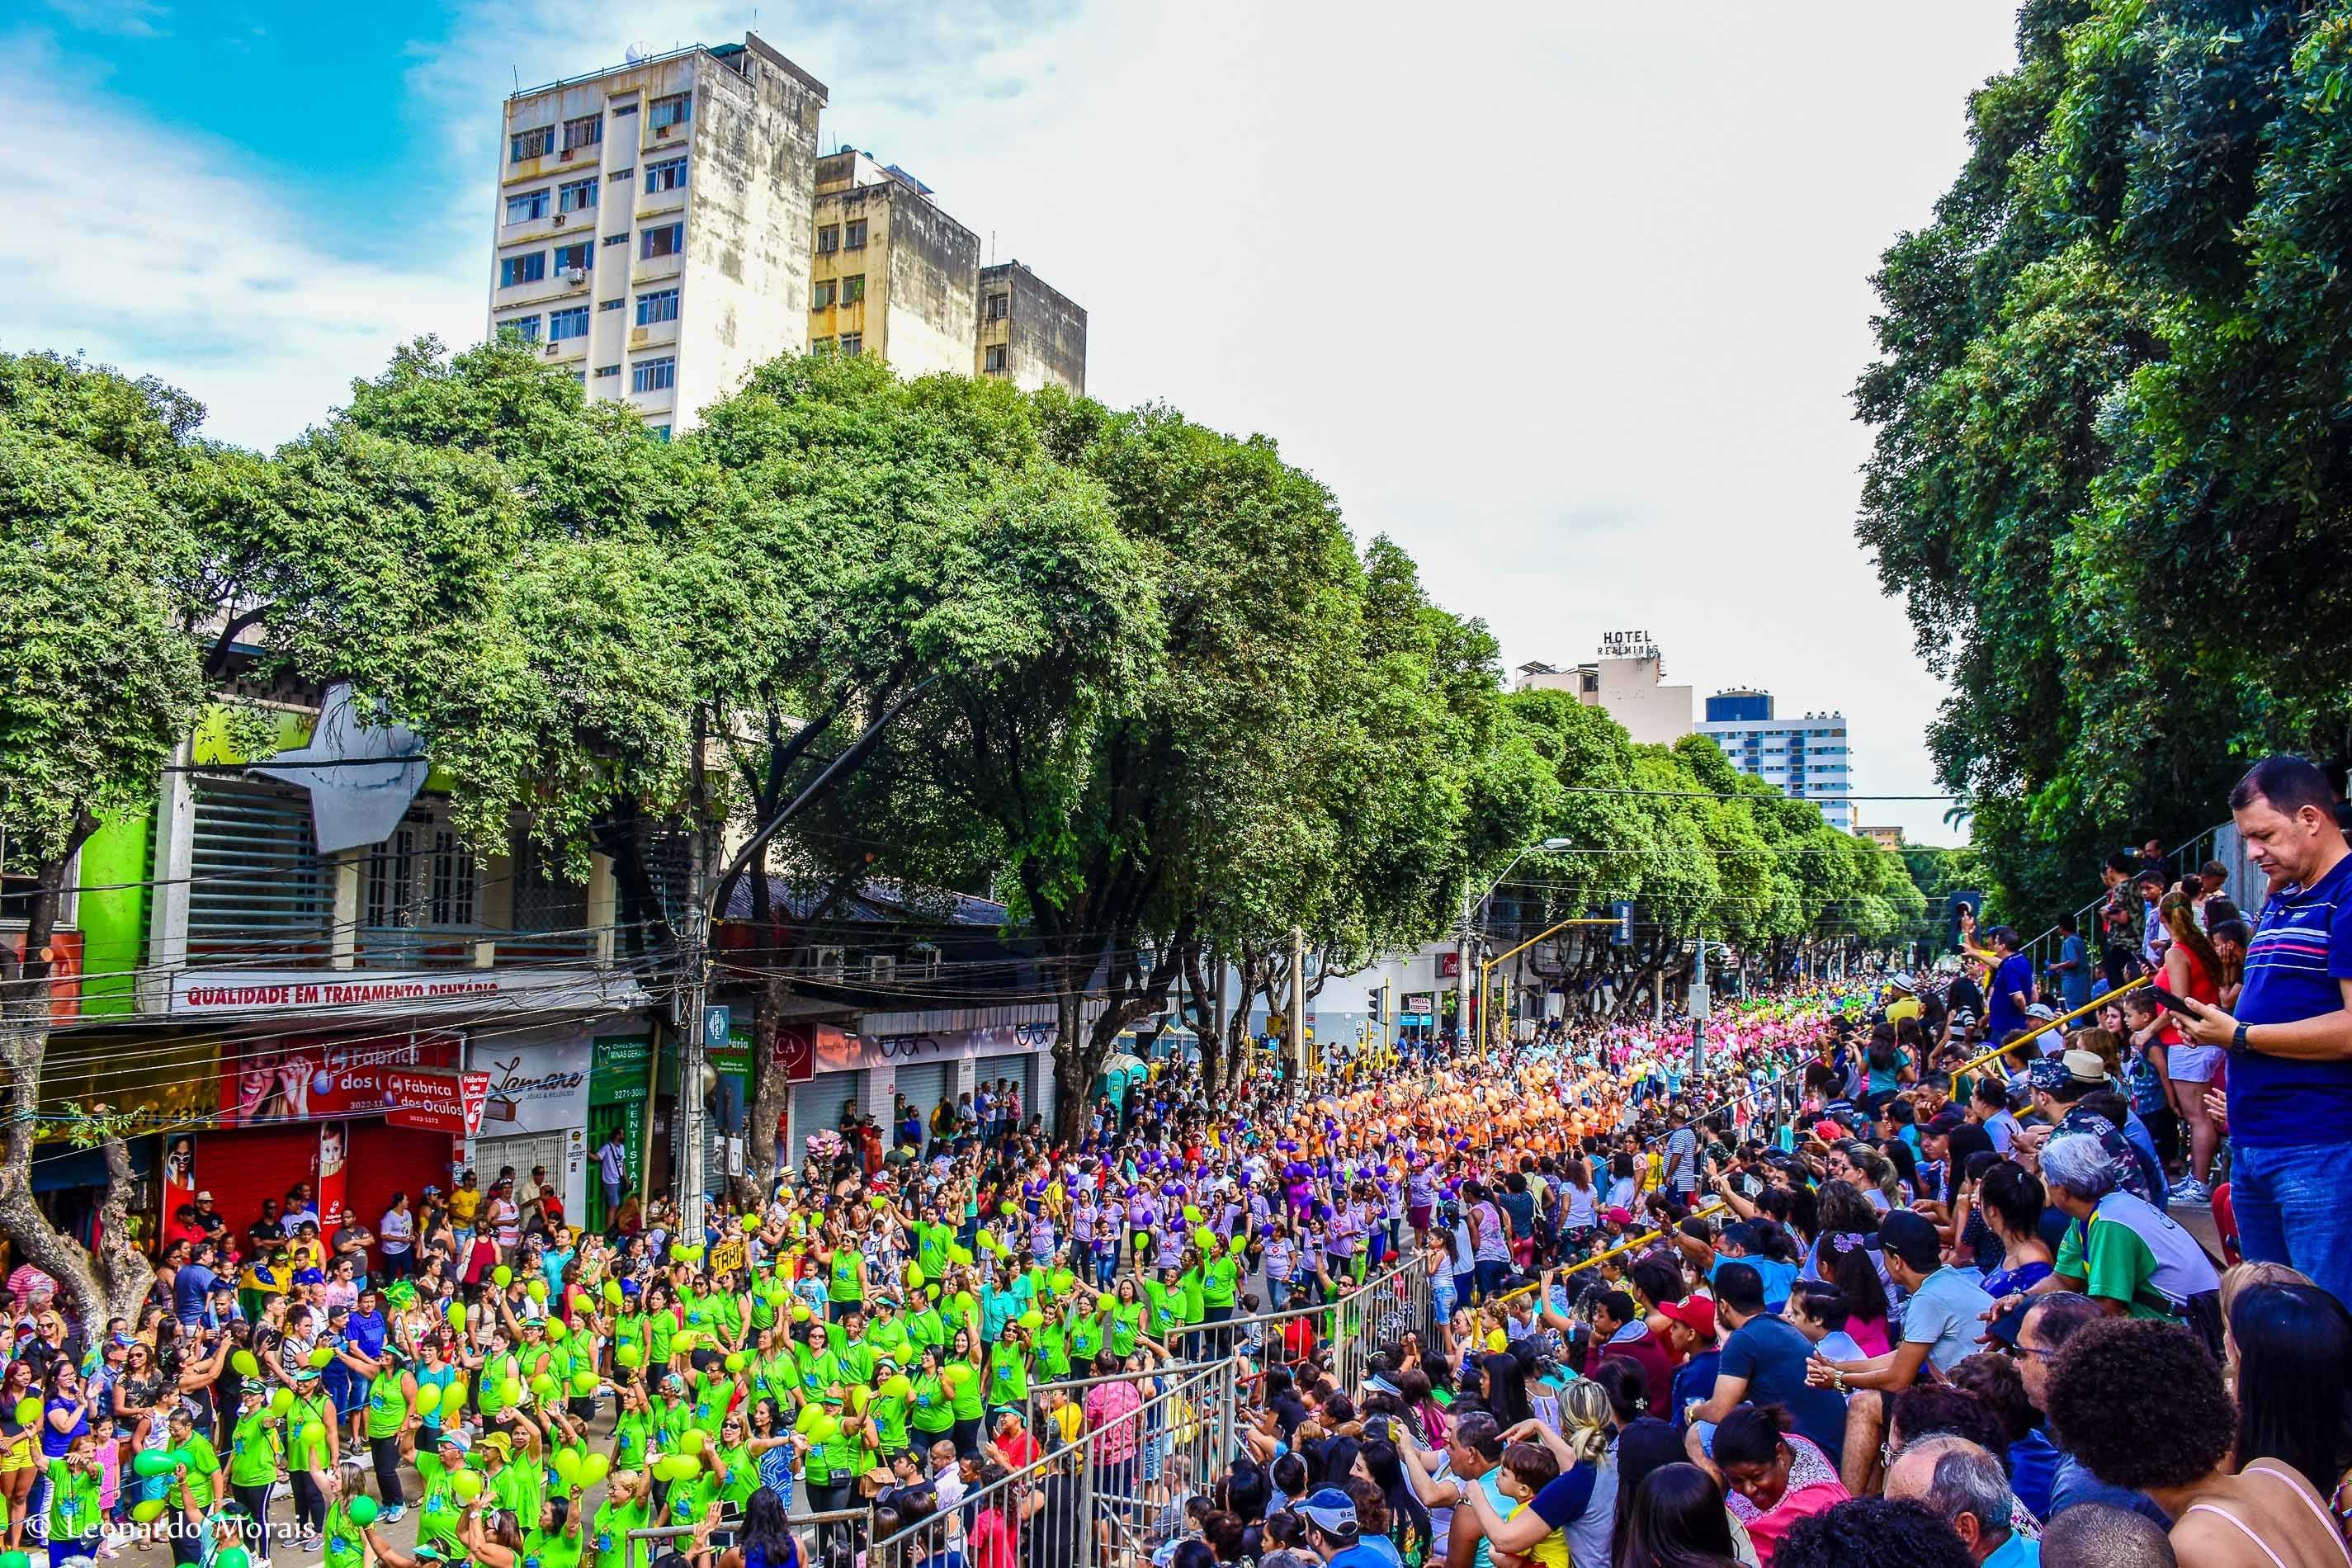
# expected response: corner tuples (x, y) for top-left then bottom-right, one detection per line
(2232, 851), (2352, 1146)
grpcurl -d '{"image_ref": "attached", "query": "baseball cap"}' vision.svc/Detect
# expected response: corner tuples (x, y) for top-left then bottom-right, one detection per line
(1296, 1487), (1358, 1537)
(1925, 1109), (1967, 1136)
(2027, 1057), (2069, 1094)
(1656, 1296), (1717, 1345)
(1879, 1210), (1943, 1272)
(2025, 1003), (2058, 1022)
(436, 1430), (472, 1454)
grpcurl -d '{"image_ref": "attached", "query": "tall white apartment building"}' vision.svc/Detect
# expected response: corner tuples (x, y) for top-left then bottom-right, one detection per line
(1697, 688), (1857, 830)
(489, 35), (827, 438)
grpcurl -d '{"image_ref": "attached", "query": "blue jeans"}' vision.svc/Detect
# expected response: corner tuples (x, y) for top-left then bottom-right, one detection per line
(1266, 1276), (1291, 1311)
(1474, 1259), (1510, 1301)
(2234, 1141), (2352, 1306)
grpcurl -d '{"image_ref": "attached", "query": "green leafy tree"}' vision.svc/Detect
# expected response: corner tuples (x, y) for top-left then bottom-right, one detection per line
(0, 352), (209, 1323)
(1858, 1), (2352, 923)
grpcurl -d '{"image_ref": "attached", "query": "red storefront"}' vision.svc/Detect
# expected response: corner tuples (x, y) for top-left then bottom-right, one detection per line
(182, 1031), (480, 1250)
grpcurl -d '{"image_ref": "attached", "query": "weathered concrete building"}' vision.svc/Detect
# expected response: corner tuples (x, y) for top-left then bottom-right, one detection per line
(490, 35), (827, 437)
(808, 151), (980, 378)
(976, 261), (1087, 394)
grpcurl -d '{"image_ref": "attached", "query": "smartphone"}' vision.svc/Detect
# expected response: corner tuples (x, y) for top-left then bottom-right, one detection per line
(2145, 984), (2196, 1014)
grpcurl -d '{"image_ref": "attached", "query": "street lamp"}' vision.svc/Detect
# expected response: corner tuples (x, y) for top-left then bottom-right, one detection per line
(1455, 835), (1574, 1045)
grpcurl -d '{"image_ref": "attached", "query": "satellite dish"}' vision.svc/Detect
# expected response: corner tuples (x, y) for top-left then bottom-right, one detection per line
(624, 40), (654, 62)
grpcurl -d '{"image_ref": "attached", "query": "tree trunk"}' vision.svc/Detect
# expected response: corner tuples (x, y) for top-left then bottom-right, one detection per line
(0, 832), (134, 1329)
(94, 1122), (156, 1322)
(747, 971), (792, 1198)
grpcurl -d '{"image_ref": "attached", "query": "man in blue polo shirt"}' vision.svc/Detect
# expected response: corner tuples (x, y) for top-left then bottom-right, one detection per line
(2180, 754), (2352, 1303)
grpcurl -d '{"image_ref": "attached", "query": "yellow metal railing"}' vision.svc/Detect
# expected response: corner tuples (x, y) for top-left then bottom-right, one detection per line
(1945, 975), (2148, 1093)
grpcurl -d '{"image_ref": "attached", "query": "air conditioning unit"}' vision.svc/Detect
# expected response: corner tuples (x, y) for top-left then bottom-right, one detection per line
(656, 124), (672, 137)
(544, 343), (560, 357)
(867, 955), (896, 984)
(552, 213), (566, 226)
(560, 148), (575, 161)
(629, 327), (649, 345)
(810, 946), (845, 980)
(564, 268), (588, 286)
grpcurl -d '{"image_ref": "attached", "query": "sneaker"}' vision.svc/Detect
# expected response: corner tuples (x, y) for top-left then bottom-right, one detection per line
(380, 1505), (406, 1524)
(2170, 1178), (2210, 1205)
(299, 1535), (323, 1554)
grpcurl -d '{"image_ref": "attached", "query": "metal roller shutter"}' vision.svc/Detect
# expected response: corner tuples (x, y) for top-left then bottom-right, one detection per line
(472, 1130), (570, 1201)
(788, 1071), (862, 1163)
(892, 1061), (952, 1143)
(972, 1053), (1037, 1129)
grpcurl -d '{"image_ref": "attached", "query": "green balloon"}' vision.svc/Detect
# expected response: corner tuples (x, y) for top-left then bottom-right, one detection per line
(346, 1496), (380, 1528)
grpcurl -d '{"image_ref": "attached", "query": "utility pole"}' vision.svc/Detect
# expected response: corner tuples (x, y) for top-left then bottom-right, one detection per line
(1454, 885), (1473, 1047)
(1288, 925), (1307, 1086)
(1690, 936), (1710, 1078)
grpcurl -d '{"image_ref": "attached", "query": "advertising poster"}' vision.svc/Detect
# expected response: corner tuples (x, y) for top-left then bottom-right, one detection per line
(317, 1122), (348, 1227)
(219, 1032), (459, 1125)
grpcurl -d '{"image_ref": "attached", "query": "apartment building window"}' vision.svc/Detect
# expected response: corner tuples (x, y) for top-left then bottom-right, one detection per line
(636, 287), (680, 325)
(839, 274), (865, 304)
(640, 222), (684, 259)
(649, 424), (673, 442)
(549, 306), (590, 342)
(363, 827), (416, 928)
(597, 298), (625, 311)
(985, 292), (1008, 320)
(558, 176), (598, 213)
(498, 314), (542, 344)
(428, 829), (475, 925)
(810, 279), (835, 308)
(499, 252), (547, 287)
(984, 344), (1008, 372)
(810, 336), (834, 352)
(601, 233), (628, 247)
(593, 365), (621, 378)
(843, 219), (867, 249)
(838, 333), (862, 357)
(554, 241), (594, 275)
(506, 187), (550, 223)
(610, 102), (639, 118)
(645, 157), (688, 194)
(816, 224), (839, 253)
(631, 357), (676, 393)
(572, 371), (587, 385)
(649, 92), (692, 130)
(561, 114), (602, 153)
(509, 125), (555, 163)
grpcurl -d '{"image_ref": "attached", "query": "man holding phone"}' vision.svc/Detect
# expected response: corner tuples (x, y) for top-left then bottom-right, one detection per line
(2176, 754), (2352, 1303)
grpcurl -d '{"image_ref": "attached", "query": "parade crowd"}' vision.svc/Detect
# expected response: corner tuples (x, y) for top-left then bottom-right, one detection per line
(5, 755), (2352, 1568)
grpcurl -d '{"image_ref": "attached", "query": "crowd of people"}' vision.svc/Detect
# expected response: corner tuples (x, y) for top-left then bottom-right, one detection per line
(4, 752), (2351, 1568)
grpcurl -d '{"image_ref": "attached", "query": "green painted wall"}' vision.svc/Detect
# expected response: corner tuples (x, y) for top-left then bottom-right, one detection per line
(74, 808), (150, 1017)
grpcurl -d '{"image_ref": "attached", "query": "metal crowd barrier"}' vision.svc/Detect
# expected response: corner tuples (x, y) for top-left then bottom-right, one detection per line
(869, 1359), (1243, 1568)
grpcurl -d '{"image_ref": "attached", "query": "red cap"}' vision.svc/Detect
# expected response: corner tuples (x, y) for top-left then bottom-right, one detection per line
(1656, 1295), (1719, 1345)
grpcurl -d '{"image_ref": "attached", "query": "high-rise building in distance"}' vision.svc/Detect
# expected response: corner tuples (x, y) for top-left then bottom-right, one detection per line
(1697, 688), (1857, 830)
(493, 36), (1085, 437)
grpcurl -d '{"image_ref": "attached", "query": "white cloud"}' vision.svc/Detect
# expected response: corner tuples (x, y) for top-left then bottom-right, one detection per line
(0, 39), (479, 448)
(45, 0), (168, 38)
(12, 1), (2022, 845)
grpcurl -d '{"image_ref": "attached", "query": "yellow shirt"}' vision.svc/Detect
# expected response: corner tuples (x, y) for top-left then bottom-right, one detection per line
(1887, 995), (1922, 1027)
(1502, 1494), (1569, 1568)
(447, 1188), (483, 1226)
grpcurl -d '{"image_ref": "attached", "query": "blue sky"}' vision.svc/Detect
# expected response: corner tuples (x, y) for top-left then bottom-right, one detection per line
(10, 0), (2024, 846)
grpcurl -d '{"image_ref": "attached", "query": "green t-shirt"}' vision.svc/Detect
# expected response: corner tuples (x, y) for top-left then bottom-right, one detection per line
(1204, 1255), (1240, 1309)
(945, 1359), (983, 1420)
(367, 1369), (411, 1440)
(868, 1373), (913, 1451)
(1178, 1268), (1205, 1324)
(915, 1221), (954, 1279)
(414, 1453), (466, 1553)
(45, 1458), (101, 1542)
(716, 1442), (759, 1507)
(324, 1500), (368, 1568)
(794, 1407), (838, 1485)
(986, 1342), (1029, 1405)
(228, 1410), (281, 1487)
(613, 1408), (654, 1468)
(828, 1248), (864, 1304)
(589, 1494), (649, 1568)
(2083, 1213), (2184, 1320)
(909, 1372), (954, 1433)
(173, 1434), (222, 1513)
(525, 1523), (584, 1568)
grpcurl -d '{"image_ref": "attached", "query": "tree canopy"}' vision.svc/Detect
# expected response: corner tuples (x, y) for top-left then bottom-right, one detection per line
(1858, 0), (2352, 923)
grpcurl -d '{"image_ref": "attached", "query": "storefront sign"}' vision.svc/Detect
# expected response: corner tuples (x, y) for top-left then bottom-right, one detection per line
(1596, 629), (1660, 659)
(802, 1021), (1054, 1073)
(383, 1070), (494, 1135)
(217, 1032), (460, 1125)
(170, 966), (647, 1019)
(473, 1039), (592, 1136)
(589, 1036), (653, 1201)
(771, 1022), (817, 1084)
